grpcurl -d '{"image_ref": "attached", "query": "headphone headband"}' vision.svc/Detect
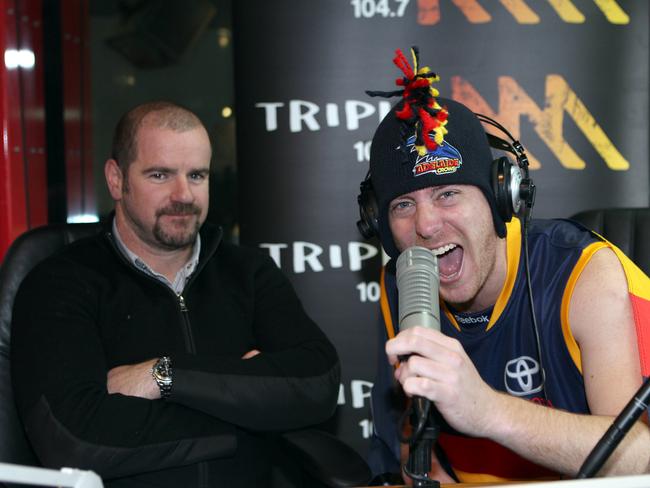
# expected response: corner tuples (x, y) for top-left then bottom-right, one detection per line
(475, 113), (529, 170)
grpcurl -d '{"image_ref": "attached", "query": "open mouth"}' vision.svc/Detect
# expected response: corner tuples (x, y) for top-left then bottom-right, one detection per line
(432, 243), (463, 280)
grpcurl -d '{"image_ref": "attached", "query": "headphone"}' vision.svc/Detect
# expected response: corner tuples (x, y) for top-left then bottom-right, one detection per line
(356, 113), (536, 239)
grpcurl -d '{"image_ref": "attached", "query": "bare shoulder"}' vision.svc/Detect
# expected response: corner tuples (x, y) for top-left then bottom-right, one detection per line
(569, 246), (642, 414)
(570, 245), (632, 341)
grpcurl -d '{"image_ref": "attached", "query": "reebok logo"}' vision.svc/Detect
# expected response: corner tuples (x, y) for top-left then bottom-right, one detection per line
(455, 315), (489, 325)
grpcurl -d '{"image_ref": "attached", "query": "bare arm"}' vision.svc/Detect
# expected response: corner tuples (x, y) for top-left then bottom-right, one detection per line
(107, 359), (158, 398)
(386, 248), (650, 476)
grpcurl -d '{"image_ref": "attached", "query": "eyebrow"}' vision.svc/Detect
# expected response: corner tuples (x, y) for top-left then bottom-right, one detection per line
(141, 166), (210, 175)
(141, 166), (173, 174)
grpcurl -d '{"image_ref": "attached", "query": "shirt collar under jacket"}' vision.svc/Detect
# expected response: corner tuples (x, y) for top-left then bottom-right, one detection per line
(111, 218), (201, 295)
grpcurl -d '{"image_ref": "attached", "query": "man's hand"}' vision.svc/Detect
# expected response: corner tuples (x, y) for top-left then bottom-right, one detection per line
(386, 326), (501, 438)
(107, 359), (160, 399)
(242, 349), (260, 359)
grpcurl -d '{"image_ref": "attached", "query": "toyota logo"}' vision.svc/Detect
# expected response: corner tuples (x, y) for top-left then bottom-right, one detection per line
(504, 356), (543, 396)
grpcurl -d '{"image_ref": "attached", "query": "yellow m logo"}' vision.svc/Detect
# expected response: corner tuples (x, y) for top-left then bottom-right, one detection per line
(452, 75), (629, 171)
(417, 0), (629, 25)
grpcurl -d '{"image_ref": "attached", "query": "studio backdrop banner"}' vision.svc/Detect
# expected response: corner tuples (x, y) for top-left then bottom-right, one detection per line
(232, 0), (649, 455)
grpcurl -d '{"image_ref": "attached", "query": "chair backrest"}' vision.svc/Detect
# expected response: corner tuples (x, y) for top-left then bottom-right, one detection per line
(0, 223), (102, 466)
(570, 208), (650, 276)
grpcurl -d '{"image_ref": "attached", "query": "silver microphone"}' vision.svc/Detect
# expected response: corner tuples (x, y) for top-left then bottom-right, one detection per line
(396, 246), (440, 332)
(395, 246), (441, 474)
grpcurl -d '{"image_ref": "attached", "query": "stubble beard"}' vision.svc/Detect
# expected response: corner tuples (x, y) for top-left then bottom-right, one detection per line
(440, 221), (500, 312)
(121, 198), (202, 251)
(152, 217), (200, 250)
(153, 202), (202, 250)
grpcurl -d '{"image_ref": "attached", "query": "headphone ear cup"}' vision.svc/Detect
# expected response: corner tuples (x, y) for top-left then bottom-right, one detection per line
(491, 156), (513, 222)
(357, 178), (379, 239)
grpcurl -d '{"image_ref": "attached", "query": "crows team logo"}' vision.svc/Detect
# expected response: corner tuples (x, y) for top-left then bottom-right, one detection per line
(407, 135), (463, 177)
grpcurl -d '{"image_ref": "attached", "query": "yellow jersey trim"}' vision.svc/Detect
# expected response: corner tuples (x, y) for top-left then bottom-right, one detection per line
(380, 266), (397, 339)
(453, 468), (557, 484)
(486, 218), (522, 331)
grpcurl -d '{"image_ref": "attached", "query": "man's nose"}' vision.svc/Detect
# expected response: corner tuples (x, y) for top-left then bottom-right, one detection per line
(170, 177), (194, 202)
(415, 205), (443, 241)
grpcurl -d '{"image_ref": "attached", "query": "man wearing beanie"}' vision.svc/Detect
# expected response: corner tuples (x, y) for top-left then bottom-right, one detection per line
(366, 48), (650, 483)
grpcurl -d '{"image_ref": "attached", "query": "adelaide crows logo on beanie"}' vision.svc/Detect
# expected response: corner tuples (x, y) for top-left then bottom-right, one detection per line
(365, 46), (506, 258)
(408, 135), (462, 177)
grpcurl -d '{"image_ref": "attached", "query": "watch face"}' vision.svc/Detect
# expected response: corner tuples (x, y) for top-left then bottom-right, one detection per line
(153, 358), (172, 385)
(154, 369), (171, 384)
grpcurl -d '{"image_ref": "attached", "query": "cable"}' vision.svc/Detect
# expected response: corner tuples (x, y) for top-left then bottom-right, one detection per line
(398, 397), (432, 444)
(523, 216), (548, 402)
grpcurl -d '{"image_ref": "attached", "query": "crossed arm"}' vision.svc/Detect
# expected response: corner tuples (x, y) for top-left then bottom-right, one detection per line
(106, 349), (261, 399)
(387, 248), (650, 477)
(11, 251), (339, 478)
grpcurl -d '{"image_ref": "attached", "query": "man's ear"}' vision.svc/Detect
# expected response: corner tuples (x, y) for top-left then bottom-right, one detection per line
(105, 159), (124, 200)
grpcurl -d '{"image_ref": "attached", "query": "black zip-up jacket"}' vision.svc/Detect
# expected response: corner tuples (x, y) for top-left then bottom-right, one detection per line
(11, 220), (340, 487)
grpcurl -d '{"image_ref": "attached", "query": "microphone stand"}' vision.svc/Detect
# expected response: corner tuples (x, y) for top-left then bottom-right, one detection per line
(403, 398), (441, 487)
(577, 376), (650, 478)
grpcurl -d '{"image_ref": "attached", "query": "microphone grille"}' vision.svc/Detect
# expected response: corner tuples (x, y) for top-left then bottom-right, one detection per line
(396, 246), (439, 323)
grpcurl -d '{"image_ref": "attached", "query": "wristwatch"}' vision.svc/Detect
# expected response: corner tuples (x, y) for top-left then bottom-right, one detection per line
(151, 356), (173, 399)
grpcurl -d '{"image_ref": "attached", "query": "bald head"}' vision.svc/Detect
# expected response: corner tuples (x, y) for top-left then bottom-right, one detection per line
(111, 101), (208, 172)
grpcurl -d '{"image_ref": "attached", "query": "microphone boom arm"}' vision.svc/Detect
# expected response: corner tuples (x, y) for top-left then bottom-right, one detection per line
(576, 376), (650, 478)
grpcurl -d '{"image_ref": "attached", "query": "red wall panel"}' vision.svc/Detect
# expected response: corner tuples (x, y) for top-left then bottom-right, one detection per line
(17, 0), (47, 227)
(0, 0), (30, 260)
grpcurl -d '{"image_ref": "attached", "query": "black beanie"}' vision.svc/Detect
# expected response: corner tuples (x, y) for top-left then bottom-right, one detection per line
(369, 97), (506, 258)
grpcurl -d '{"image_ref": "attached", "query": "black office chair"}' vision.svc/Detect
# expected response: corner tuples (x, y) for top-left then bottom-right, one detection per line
(570, 207), (650, 275)
(0, 223), (102, 470)
(0, 223), (371, 488)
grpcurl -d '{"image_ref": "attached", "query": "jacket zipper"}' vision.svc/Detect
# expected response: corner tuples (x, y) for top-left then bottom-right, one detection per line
(177, 293), (196, 353)
(178, 294), (188, 312)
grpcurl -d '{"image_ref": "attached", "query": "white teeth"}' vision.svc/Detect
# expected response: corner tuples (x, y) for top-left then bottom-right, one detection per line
(432, 243), (457, 256)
